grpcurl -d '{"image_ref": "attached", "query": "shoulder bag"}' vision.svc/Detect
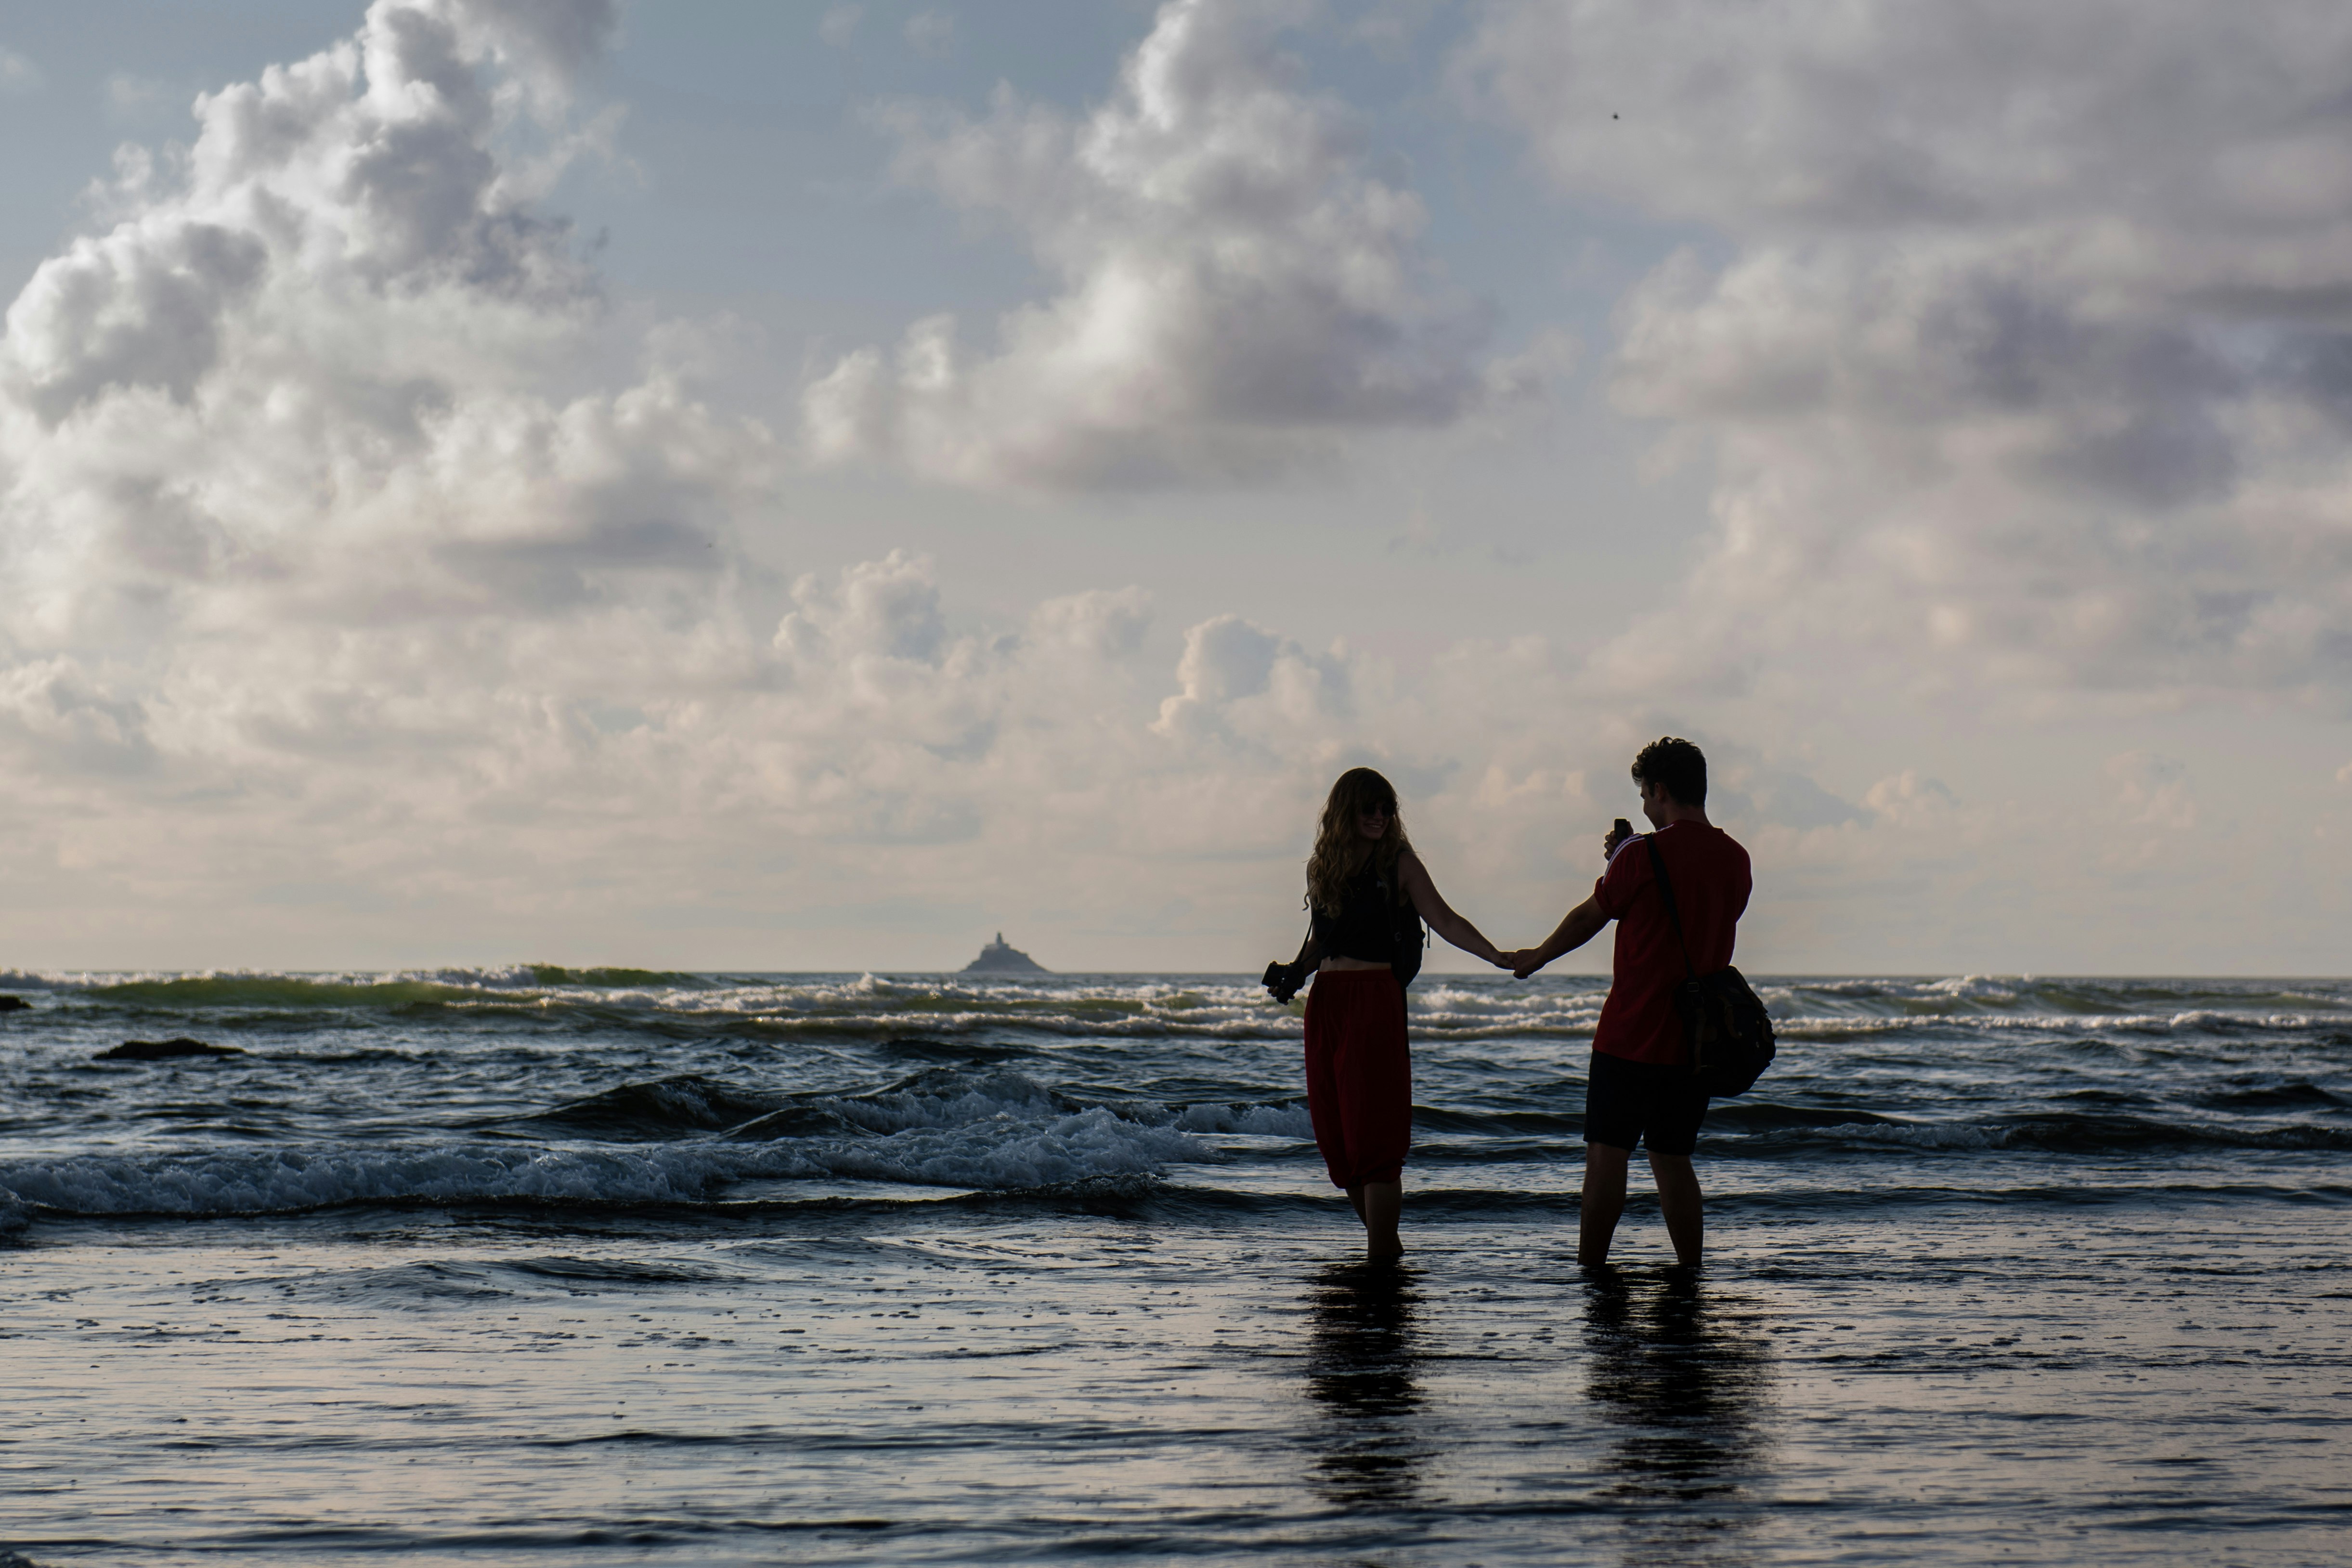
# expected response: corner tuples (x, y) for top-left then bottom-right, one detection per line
(1642, 836), (1775, 1097)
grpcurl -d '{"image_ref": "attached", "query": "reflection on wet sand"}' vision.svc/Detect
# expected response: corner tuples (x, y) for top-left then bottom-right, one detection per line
(1302, 1262), (1428, 1508)
(1584, 1266), (1774, 1565)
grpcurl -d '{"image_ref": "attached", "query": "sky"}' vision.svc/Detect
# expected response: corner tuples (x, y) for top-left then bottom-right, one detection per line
(0, 0), (2348, 975)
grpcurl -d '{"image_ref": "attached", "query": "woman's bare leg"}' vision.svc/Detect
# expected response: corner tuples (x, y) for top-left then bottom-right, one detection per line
(1361, 1180), (1402, 1260)
(1344, 1184), (1368, 1224)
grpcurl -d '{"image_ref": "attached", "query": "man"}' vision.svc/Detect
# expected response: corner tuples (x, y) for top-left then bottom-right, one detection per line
(1503, 737), (1752, 1267)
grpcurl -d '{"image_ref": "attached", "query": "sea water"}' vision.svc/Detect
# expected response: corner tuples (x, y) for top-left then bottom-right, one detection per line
(1, 971), (2347, 1566)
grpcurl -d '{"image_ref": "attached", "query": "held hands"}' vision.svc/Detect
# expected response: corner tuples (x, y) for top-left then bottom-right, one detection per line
(1494, 947), (1546, 981)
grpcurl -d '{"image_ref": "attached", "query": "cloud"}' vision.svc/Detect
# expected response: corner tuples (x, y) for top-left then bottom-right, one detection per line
(819, 5), (862, 48)
(0, 0), (1501, 961)
(2107, 750), (2196, 831)
(0, 47), (39, 94)
(3, 0), (2310, 971)
(1464, 0), (2352, 707)
(1465, 0), (2352, 238)
(104, 74), (178, 118)
(804, 0), (1506, 489)
(0, 0), (786, 905)
(1150, 613), (1354, 748)
(0, 0), (739, 657)
(0, 0), (1545, 956)
(1862, 770), (1958, 829)
(0, 656), (155, 777)
(903, 9), (954, 56)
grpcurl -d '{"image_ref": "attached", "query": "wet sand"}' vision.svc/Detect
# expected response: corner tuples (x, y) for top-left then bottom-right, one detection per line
(7, 1195), (2347, 1566)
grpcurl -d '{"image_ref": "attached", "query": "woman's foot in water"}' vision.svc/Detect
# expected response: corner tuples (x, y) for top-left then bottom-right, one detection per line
(1360, 1180), (1403, 1262)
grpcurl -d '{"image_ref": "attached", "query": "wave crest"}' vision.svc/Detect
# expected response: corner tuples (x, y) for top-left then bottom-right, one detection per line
(0, 1108), (1216, 1218)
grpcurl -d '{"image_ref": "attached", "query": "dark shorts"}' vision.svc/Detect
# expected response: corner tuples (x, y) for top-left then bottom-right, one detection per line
(1584, 1050), (1709, 1156)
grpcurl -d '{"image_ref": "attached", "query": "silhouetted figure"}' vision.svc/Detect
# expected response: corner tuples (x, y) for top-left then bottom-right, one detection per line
(1504, 739), (1753, 1266)
(1265, 768), (1504, 1260)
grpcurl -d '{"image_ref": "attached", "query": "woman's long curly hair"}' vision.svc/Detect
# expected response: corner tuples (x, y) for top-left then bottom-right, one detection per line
(1306, 767), (1414, 915)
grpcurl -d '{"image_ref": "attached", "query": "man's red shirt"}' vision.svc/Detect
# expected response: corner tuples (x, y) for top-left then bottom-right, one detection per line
(1591, 822), (1752, 1065)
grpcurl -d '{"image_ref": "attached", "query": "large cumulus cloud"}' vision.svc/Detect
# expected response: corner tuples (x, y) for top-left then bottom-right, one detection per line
(0, 1), (742, 931)
(0, 0), (745, 652)
(803, 0), (1515, 489)
(1465, 0), (2352, 706)
(0, 0), (1598, 963)
(1, 0), (2288, 970)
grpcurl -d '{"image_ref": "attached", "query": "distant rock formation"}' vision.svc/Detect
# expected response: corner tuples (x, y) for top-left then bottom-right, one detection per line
(0, 995), (27, 1012)
(97, 1038), (247, 1061)
(961, 932), (1049, 974)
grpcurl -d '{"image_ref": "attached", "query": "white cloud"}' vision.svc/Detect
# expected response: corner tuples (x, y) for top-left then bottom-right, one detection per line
(1150, 613), (1354, 747)
(0, 47), (40, 94)
(3, 0), (2329, 971)
(105, 73), (176, 117)
(819, 5), (862, 48)
(0, 655), (155, 777)
(0, 0), (1513, 963)
(1465, 0), (2352, 708)
(2107, 750), (2196, 831)
(1862, 770), (1958, 829)
(0, 0), (1556, 958)
(903, 9), (954, 57)
(0, 0), (783, 923)
(0, 0), (746, 657)
(804, 0), (1506, 489)
(1467, 0), (2352, 240)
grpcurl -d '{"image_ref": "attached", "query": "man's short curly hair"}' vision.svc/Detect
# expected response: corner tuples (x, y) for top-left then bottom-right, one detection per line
(1631, 736), (1707, 808)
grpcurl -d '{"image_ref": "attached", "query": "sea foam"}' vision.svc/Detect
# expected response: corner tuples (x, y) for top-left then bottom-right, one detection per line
(0, 1084), (1219, 1218)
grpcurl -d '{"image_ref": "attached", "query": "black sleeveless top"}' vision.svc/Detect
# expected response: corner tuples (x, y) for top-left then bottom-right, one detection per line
(1311, 854), (1406, 965)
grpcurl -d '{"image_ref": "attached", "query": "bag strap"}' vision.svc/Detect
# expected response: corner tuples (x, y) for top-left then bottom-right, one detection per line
(1643, 834), (1698, 980)
(1372, 855), (1428, 959)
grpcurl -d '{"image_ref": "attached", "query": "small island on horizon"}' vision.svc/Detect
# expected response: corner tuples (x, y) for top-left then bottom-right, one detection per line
(961, 932), (1050, 974)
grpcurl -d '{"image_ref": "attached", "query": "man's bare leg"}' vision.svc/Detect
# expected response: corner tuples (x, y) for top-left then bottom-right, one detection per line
(1649, 1151), (1704, 1266)
(1345, 1185), (1368, 1224)
(1579, 1143), (1632, 1265)
(1361, 1180), (1402, 1260)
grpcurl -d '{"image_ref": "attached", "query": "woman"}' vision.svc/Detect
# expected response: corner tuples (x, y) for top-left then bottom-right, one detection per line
(1266, 768), (1504, 1261)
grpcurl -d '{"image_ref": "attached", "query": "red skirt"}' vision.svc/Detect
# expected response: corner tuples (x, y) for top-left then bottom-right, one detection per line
(1302, 969), (1412, 1188)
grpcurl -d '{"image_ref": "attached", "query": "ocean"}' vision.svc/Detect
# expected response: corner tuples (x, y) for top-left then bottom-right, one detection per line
(1, 970), (2347, 1566)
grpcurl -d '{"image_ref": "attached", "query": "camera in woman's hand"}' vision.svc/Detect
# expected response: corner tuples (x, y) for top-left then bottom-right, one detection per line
(1262, 960), (1306, 1003)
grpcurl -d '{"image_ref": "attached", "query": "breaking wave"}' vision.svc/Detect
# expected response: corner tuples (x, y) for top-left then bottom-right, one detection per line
(0, 1065), (1336, 1219)
(0, 1119), (1215, 1220)
(1736, 1114), (2352, 1155)
(6, 969), (2346, 1234)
